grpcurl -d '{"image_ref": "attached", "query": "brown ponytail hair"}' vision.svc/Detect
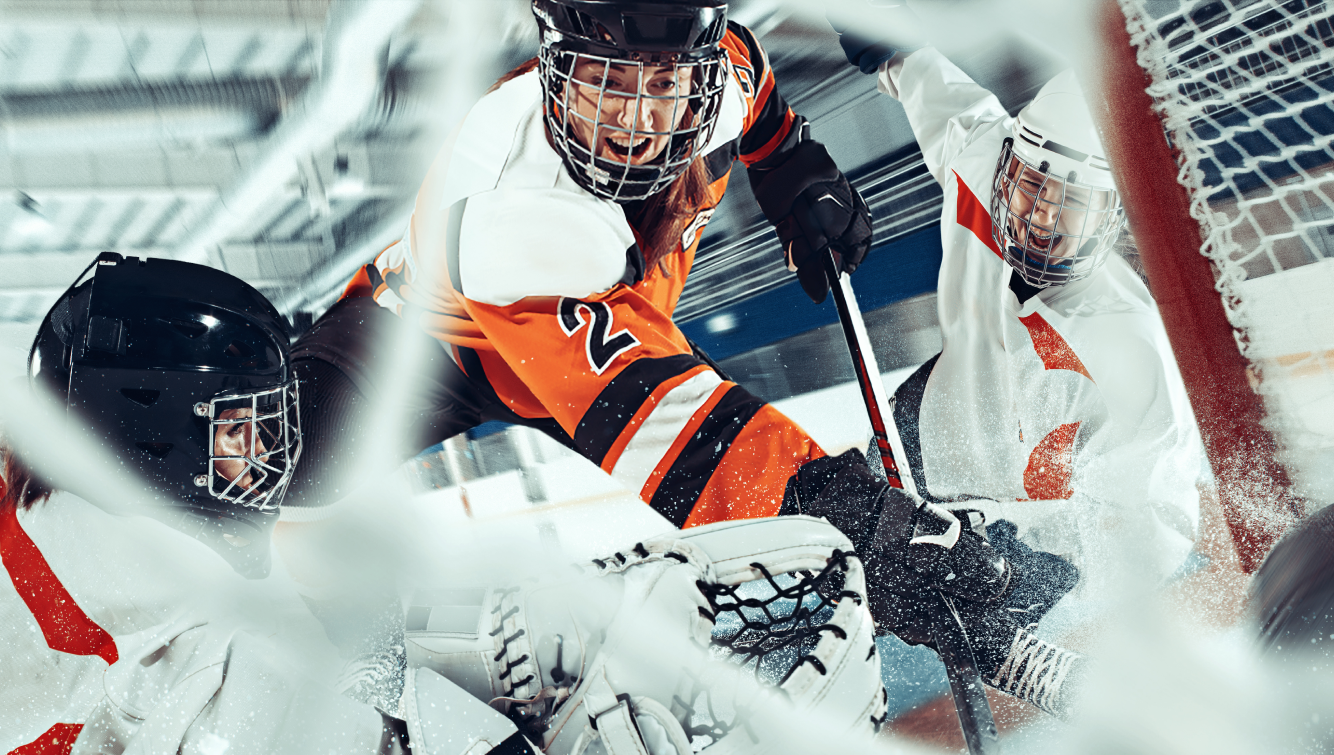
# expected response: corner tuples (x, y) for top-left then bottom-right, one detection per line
(493, 58), (714, 272)
(1, 444), (53, 516)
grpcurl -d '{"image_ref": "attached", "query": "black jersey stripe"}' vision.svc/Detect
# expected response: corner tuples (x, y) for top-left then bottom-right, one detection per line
(574, 353), (703, 466)
(619, 242), (646, 286)
(365, 263), (386, 291)
(457, 345), (503, 406)
(648, 384), (766, 527)
(738, 84), (794, 160)
(704, 143), (737, 183)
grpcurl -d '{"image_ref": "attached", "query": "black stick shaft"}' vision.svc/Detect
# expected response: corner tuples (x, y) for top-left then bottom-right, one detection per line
(821, 253), (907, 490)
(823, 252), (999, 755)
(933, 593), (1002, 755)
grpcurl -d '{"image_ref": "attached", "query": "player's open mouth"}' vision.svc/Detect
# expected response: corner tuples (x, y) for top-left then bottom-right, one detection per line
(1026, 227), (1057, 252)
(605, 135), (653, 159)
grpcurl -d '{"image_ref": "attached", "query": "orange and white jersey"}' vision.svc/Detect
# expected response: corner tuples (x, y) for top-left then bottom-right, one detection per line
(878, 49), (1205, 594)
(0, 493), (368, 754)
(346, 24), (824, 528)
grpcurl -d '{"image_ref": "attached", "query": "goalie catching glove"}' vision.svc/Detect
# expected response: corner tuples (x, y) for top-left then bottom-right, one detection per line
(403, 517), (887, 755)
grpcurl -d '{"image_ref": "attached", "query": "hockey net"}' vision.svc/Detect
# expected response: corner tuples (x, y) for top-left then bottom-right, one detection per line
(1110, 0), (1334, 552)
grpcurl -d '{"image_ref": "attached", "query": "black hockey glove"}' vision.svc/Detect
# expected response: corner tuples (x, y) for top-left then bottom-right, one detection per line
(986, 518), (1080, 618)
(782, 449), (1085, 717)
(826, 0), (925, 73)
(782, 450), (1013, 604)
(781, 450), (1079, 619)
(750, 139), (873, 304)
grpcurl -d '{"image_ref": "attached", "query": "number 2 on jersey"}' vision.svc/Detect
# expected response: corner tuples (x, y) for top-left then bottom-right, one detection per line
(558, 298), (641, 376)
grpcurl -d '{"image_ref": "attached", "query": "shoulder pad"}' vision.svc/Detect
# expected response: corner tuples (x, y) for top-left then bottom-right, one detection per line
(457, 188), (634, 306)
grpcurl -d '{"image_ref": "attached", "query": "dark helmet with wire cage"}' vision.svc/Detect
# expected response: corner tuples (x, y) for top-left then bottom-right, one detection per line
(532, 0), (730, 202)
(990, 70), (1126, 288)
(28, 253), (301, 528)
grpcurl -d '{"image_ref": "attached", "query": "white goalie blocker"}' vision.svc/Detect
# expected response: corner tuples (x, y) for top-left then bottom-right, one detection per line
(404, 516), (888, 755)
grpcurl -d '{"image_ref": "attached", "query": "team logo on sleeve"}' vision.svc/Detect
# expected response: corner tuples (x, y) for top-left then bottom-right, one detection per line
(732, 63), (755, 98)
(680, 208), (715, 252)
(558, 298), (641, 376)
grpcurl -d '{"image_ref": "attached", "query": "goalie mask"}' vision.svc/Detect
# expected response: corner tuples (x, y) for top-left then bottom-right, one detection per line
(533, 0), (730, 202)
(990, 70), (1125, 288)
(28, 253), (301, 522)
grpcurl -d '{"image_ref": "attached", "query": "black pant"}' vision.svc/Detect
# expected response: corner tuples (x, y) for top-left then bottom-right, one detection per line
(891, 352), (940, 502)
(283, 297), (571, 508)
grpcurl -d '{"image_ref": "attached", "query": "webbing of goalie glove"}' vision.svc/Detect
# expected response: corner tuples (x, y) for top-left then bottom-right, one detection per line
(671, 516), (889, 747)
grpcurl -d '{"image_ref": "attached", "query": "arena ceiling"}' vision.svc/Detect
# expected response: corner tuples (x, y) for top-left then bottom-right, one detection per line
(0, 0), (1059, 375)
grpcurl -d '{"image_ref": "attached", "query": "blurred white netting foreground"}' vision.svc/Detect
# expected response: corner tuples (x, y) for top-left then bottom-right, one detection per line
(1119, 0), (1334, 504)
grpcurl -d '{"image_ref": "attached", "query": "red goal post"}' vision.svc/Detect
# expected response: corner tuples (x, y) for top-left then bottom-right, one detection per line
(1091, 0), (1334, 572)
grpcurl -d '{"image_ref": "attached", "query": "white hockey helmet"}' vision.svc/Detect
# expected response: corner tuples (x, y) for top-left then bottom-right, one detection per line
(990, 70), (1125, 288)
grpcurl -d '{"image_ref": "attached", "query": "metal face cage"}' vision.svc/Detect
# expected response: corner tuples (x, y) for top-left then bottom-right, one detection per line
(989, 138), (1125, 288)
(540, 46), (728, 202)
(195, 380), (301, 512)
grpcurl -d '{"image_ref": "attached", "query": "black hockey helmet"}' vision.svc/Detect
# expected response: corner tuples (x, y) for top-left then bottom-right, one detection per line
(28, 253), (300, 574)
(533, 0), (730, 202)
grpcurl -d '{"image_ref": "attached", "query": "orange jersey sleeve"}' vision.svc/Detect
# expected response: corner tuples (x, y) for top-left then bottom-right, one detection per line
(462, 287), (824, 527)
(721, 22), (799, 166)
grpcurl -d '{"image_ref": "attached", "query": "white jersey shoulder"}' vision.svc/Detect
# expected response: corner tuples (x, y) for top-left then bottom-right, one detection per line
(0, 494), (343, 749)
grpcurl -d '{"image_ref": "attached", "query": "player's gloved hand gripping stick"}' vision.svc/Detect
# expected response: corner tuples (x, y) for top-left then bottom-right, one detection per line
(821, 251), (1001, 755)
(818, 252), (1091, 751)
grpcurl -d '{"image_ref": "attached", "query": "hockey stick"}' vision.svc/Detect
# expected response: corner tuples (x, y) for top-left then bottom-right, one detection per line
(822, 251), (1000, 755)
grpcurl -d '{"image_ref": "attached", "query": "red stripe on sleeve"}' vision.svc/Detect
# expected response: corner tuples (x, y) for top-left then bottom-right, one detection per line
(1018, 312), (1094, 380)
(740, 108), (795, 165)
(953, 170), (1003, 258)
(0, 505), (118, 666)
(7, 723), (84, 755)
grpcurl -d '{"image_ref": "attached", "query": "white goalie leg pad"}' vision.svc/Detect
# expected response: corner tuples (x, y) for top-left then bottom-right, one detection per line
(578, 673), (693, 755)
(405, 666), (538, 755)
(538, 540), (714, 755)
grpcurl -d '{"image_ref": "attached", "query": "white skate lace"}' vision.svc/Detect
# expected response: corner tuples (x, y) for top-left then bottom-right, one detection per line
(987, 627), (1082, 716)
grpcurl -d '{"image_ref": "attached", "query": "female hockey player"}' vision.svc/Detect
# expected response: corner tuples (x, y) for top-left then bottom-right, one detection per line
(276, 0), (1089, 724)
(832, 7), (1206, 601)
(0, 253), (564, 755)
(280, 0), (882, 529)
(0, 254), (1057, 754)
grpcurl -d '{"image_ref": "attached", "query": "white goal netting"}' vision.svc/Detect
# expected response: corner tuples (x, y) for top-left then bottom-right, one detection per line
(1120, 0), (1334, 506)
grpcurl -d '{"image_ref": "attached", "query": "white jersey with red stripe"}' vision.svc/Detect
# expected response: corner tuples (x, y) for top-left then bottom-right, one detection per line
(0, 493), (383, 754)
(877, 49), (1205, 596)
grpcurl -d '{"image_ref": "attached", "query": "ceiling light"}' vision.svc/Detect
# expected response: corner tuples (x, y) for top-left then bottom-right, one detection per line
(15, 214), (53, 237)
(328, 176), (367, 198)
